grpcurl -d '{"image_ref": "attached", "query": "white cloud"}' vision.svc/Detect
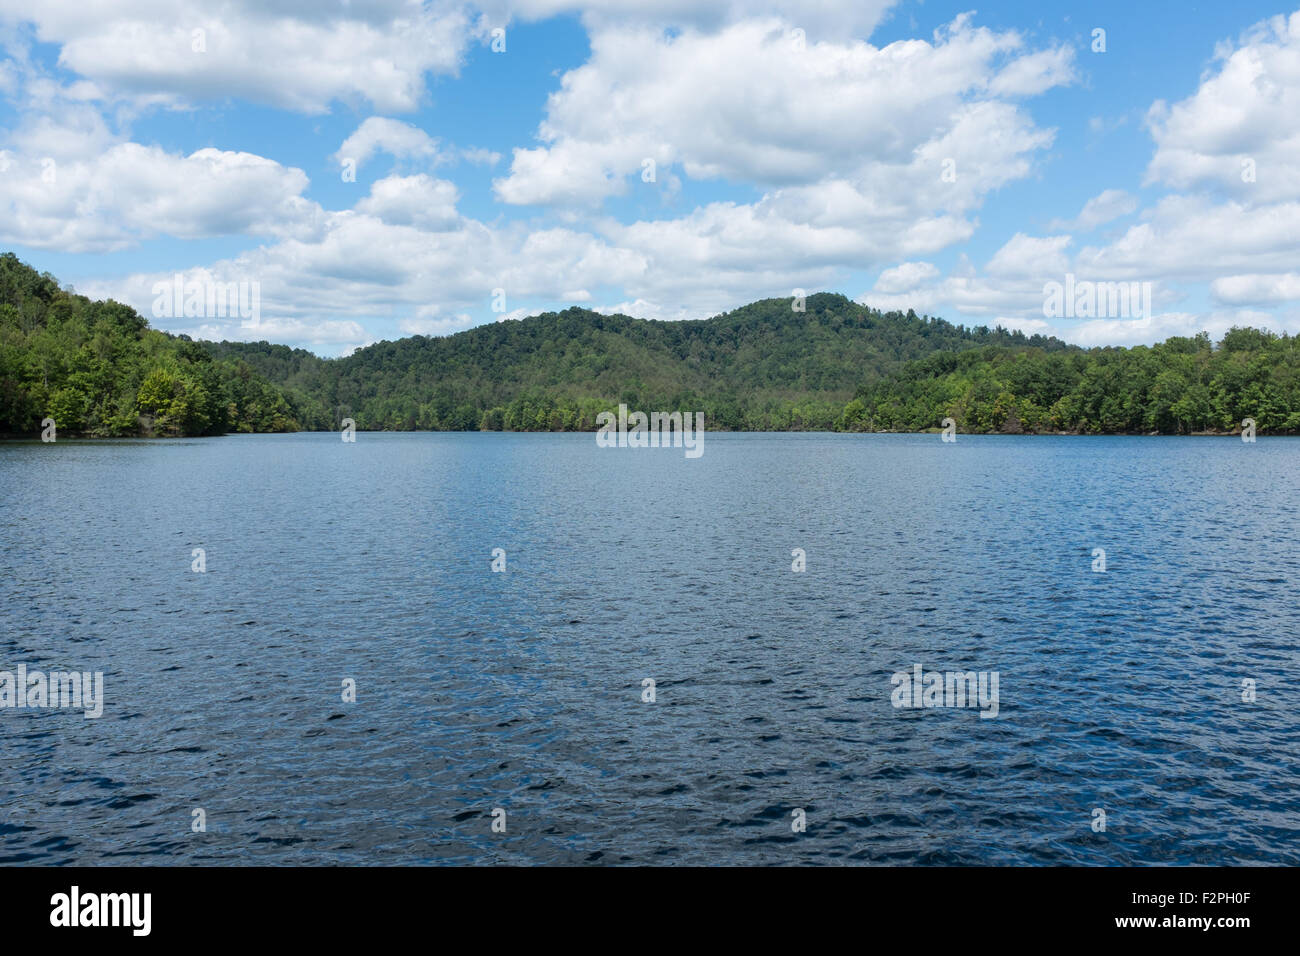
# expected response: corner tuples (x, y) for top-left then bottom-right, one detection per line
(1076, 195), (1300, 280)
(858, 272), (1043, 319)
(495, 14), (1073, 206)
(591, 298), (698, 321)
(1211, 272), (1300, 306)
(1047, 189), (1138, 232)
(355, 174), (461, 230)
(76, 209), (653, 348)
(0, 138), (317, 252)
(871, 261), (940, 294)
(490, 0), (898, 38)
(192, 315), (370, 349)
(986, 233), (1072, 279)
(987, 45), (1076, 96)
(1145, 11), (1300, 203)
(335, 118), (440, 171)
(0, 0), (474, 113)
(457, 146), (502, 166)
(1054, 309), (1299, 348)
(399, 309), (474, 336)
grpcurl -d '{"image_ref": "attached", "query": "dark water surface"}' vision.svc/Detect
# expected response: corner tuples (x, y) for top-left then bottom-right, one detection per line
(2, 432), (1298, 865)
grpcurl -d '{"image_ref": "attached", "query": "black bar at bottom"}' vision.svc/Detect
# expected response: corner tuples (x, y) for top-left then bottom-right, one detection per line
(0, 865), (1284, 942)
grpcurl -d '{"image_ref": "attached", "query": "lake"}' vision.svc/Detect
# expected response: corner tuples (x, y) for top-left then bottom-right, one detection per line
(1, 432), (1298, 864)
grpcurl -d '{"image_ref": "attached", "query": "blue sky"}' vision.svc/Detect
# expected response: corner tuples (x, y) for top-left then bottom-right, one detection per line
(2, 1), (1299, 354)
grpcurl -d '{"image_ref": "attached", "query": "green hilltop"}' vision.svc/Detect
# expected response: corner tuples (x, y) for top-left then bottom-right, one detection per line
(201, 295), (1068, 431)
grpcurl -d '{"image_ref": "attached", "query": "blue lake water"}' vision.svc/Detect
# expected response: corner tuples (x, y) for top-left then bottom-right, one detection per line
(1, 432), (1298, 865)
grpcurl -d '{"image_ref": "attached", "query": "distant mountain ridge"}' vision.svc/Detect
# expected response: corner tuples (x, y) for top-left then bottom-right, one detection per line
(19, 243), (1077, 436)
(201, 293), (1071, 431)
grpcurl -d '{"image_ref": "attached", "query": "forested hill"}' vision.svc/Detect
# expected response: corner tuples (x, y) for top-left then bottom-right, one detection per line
(204, 294), (1070, 431)
(11, 249), (1295, 437)
(0, 253), (322, 437)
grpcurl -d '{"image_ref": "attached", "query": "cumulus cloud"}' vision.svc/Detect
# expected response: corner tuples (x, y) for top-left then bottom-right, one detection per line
(335, 118), (441, 171)
(76, 209), (652, 350)
(1211, 272), (1300, 306)
(1076, 195), (1300, 280)
(1145, 11), (1300, 203)
(985, 233), (1072, 279)
(494, 14), (1073, 206)
(872, 261), (941, 294)
(0, 138), (318, 252)
(332, 117), (501, 182)
(355, 174), (461, 230)
(0, 0), (474, 113)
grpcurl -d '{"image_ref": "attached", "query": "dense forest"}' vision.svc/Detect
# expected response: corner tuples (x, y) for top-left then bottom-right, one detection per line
(843, 329), (1300, 434)
(203, 294), (1067, 431)
(0, 253), (323, 436)
(3, 251), (1297, 437)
